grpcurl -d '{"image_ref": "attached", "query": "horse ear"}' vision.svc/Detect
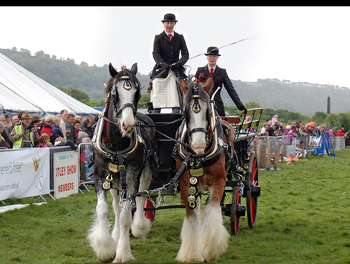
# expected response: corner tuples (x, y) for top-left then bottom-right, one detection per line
(202, 77), (214, 94)
(130, 63), (138, 75)
(180, 79), (189, 94)
(109, 63), (118, 77)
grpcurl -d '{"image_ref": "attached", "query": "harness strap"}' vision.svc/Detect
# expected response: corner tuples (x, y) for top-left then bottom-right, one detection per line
(155, 128), (190, 149)
(117, 149), (127, 198)
(170, 152), (192, 184)
(115, 103), (136, 116)
(189, 127), (208, 135)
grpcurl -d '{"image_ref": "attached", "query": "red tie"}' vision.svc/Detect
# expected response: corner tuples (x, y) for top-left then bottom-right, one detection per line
(168, 34), (172, 40)
(210, 68), (214, 76)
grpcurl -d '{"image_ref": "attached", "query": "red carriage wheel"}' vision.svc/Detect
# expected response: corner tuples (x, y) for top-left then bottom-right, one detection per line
(144, 196), (156, 226)
(230, 186), (245, 235)
(246, 152), (260, 229)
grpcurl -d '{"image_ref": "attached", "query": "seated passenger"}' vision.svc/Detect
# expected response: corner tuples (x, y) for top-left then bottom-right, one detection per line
(195, 46), (247, 116)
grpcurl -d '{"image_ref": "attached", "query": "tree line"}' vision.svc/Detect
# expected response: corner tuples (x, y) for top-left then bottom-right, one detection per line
(1, 47), (350, 130)
(225, 102), (350, 131)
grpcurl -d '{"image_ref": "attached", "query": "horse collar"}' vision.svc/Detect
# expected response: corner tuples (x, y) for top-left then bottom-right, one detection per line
(92, 116), (143, 164)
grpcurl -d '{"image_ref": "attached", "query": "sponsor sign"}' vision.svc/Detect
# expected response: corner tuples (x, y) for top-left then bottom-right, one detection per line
(53, 151), (79, 199)
(0, 148), (50, 200)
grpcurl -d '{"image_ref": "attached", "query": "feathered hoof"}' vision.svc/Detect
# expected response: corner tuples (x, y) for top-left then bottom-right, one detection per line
(131, 218), (151, 241)
(98, 253), (116, 263)
(175, 253), (204, 263)
(112, 255), (136, 263)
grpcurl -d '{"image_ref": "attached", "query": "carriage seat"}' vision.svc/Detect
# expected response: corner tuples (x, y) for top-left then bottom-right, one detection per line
(220, 116), (240, 124)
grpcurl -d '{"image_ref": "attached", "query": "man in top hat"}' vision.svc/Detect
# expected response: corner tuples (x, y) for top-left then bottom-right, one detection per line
(149, 13), (189, 114)
(10, 112), (39, 148)
(195, 46), (247, 116)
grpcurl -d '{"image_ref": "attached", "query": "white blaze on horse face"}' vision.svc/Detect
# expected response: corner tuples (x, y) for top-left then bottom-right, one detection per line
(116, 83), (137, 136)
(189, 100), (208, 155)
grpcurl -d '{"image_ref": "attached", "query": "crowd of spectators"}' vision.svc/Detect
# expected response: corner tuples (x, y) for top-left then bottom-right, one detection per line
(258, 114), (350, 145)
(0, 110), (97, 150)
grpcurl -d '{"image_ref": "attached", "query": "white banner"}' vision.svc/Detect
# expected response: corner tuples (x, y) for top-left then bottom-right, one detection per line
(0, 148), (50, 200)
(53, 151), (79, 199)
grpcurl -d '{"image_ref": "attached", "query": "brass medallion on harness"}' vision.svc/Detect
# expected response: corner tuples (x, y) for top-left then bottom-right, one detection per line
(187, 166), (204, 209)
(103, 173), (114, 190)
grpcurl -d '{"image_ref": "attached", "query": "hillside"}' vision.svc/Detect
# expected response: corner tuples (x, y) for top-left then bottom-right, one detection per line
(1, 47), (350, 116)
(229, 79), (350, 116)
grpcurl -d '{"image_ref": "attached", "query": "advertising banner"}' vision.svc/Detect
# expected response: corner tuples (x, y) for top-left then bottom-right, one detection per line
(0, 148), (50, 200)
(53, 151), (79, 199)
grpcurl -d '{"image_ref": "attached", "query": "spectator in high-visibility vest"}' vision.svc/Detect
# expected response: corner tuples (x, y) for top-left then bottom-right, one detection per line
(10, 112), (39, 148)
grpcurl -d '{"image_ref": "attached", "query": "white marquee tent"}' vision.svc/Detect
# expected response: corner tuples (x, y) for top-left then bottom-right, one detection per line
(0, 52), (101, 117)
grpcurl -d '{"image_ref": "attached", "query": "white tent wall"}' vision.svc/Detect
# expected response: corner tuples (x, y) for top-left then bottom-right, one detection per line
(0, 53), (101, 117)
(1, 82), (43, 114)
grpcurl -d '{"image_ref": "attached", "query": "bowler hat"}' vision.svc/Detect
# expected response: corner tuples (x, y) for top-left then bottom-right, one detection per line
(205, 46), (221, 56)
(162, 13), (178, 23)
(20, 112), (32, 120)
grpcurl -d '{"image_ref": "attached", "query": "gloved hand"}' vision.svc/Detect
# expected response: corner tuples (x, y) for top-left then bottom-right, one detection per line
(171, 63), (180, 70)
(240, 107), (248, 114)
(159, 62), (170, 70)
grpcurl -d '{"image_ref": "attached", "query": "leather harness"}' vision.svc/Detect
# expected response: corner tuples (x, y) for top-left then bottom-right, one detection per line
(91, 73), (149, 195)
(171, 84), (235, 209)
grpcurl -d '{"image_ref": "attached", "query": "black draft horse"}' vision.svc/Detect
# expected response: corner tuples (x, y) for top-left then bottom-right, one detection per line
(88, 63), (157, 263)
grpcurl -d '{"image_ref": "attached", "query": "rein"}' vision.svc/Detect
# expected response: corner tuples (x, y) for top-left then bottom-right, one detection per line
(135, 115), (190, 149)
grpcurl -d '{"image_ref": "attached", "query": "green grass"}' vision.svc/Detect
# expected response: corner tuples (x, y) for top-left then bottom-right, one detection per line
(1, 151), (350, 263)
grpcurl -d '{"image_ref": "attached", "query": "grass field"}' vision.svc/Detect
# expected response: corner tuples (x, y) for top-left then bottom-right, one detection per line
(1, 150), (350, 263)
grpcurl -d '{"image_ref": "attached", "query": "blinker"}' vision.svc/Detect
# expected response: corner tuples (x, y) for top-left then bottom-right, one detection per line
(192, 103), (201, 113)
(123, 80), (132, 90)
(121, 73), (132, 90)
(192, 85), (201, 113)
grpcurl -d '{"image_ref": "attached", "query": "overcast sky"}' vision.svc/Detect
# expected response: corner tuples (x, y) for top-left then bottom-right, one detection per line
(1, 6), (350, 88)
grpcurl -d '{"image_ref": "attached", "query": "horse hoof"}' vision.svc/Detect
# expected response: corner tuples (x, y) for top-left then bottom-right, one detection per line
(98, 253), (116, 263)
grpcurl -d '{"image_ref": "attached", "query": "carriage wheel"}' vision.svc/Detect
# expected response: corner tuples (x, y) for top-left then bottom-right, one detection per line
(144, 197), (156, 227)
(246, 152), (260, 229)
(230, 186), (245, 235)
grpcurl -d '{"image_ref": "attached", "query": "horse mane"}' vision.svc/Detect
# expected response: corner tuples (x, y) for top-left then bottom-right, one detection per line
(104, 69), (141, 95)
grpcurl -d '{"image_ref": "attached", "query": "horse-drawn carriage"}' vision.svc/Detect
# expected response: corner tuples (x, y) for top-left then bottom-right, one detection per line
(145, 107), (262, 236)
(88, 63), (263, 263)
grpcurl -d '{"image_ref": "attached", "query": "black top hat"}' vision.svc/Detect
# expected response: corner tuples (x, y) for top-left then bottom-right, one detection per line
(162, 13), (178, 23)
(205, 46), (221, 56)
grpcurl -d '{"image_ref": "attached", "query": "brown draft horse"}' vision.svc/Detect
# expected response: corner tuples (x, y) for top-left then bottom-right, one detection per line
(175, 77), (234, 262)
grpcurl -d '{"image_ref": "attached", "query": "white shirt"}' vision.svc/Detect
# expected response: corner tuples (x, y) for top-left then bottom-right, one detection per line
(207, 64), (217, 74)
(164, 30), (174, 39)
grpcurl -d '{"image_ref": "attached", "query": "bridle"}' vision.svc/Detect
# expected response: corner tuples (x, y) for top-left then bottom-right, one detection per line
(177, 80), (223, 160)
(184, 79), (211, 140)
(111, 71), (139, 118)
